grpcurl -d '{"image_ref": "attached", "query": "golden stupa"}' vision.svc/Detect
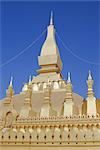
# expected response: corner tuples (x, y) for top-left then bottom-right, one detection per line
(0, 12), (100, 150)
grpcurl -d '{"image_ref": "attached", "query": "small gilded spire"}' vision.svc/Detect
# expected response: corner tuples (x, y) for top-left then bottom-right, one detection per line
(88, 70), (92, 80)
(9, 76), (13, 87)
(87, 70), (94, 97)
(50, 11), (53, 25)
(28, 75), (31, 85)
(5, 76), (14, 102)
(67, 72), (71, 83)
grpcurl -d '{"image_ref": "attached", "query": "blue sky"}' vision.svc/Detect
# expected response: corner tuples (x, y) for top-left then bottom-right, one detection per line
(0, 1), (100, 99)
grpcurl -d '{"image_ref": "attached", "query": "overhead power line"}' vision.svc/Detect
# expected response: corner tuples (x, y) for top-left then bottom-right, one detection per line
(0, 27), (100, 68)
(56, 31), (100, 66)
(0, 28), (46, 69)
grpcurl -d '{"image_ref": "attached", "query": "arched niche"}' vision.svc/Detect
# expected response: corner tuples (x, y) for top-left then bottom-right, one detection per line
(5, 112), (13, 128)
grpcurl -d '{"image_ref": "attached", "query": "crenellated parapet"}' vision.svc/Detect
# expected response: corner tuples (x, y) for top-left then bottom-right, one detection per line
(0, 115), (100, 146)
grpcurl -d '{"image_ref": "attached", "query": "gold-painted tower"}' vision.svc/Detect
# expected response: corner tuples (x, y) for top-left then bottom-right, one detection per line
(0, 12), (100, 150)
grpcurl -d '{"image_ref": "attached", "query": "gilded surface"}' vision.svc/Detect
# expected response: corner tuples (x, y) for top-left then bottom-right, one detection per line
(0, 13), (100, 149)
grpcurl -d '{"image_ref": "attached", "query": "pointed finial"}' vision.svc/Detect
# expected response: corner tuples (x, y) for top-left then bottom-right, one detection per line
(9, 76), (13, 87)
(88, 70), (92, 80)
(50, 11), (53, 25)
(67, 72), (71, 83)
(29, 75), (31, 85)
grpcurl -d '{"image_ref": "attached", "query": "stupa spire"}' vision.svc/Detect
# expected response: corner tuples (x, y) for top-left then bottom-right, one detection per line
(88, 70), (92, 80)
(50, 11), (53, 25)
(4, 77), (14, 105)
(28, 75), (32, 85)
(63, 72), (73, 117)
(38, 12), (62, 74)
(9, 76), (13, 88)
(67, 72), (71, 83)
(87, 70), (94, 97)
(86, 70), (96, 116)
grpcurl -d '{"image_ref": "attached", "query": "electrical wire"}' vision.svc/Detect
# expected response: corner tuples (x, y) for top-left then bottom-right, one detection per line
(0, 28), (46, 68)
(0, 27), (100, 68)
(55, 31), (100, 66)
